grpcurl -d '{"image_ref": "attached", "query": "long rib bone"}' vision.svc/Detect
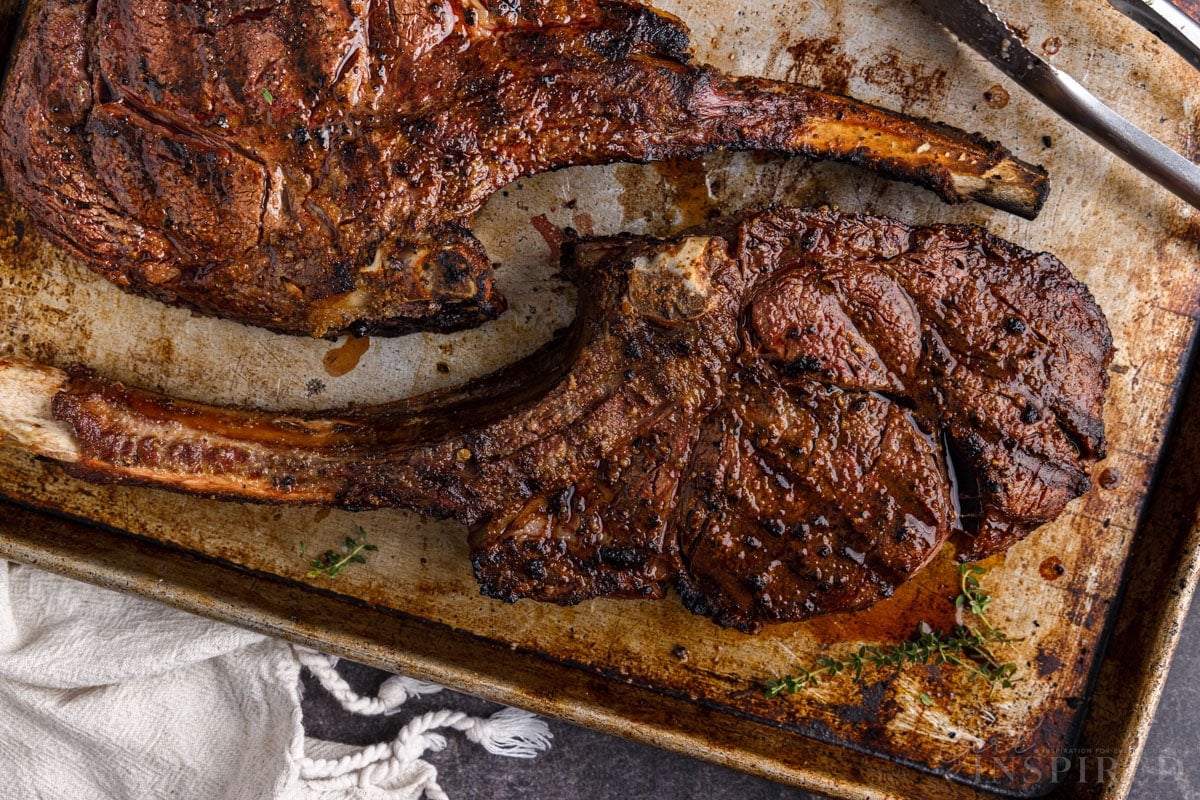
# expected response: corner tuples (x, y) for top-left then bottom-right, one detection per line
(1, 0), (1050, 337)
(0, 209), (1111, 630)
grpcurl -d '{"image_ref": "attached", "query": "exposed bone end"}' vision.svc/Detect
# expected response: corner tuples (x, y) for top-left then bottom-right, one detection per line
(299, 237), (507, 338)
(627, 237), (716, 323)
(952, 156), (1050, 221)
(0, 358), (79, 462)
(775, 99), (1051, 219)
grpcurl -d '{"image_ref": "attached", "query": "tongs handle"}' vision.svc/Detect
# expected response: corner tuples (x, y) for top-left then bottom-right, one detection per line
(1031, 61), (1200, 209)
(914, 0), (1200, 211)
(1107, 0), (1200, 71)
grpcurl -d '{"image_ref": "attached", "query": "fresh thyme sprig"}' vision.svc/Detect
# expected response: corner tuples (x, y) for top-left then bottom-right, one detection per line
(305, 527), (378, 579)
(957, 564), (999, 631)
(764, 563), (1019, 700)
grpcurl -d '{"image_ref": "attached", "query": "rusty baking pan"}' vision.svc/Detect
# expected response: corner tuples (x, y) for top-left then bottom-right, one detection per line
(1, 365), (1198, 800)
(0, 440), (1198, 800)
(1, 0), (1199, 797)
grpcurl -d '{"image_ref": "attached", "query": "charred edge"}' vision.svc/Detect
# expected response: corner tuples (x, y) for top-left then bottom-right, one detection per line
(338, 294), (509, 338)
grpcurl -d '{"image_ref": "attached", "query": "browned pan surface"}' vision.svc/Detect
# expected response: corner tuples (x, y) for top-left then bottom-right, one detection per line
(2, 0), (1199, 795)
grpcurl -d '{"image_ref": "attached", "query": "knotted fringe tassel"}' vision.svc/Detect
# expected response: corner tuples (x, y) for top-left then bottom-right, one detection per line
(296, 648), (552, 798)
(297, 650), (443, 715)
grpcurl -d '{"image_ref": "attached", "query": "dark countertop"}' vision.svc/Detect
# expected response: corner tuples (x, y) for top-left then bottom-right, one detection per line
(302, 590), (1200, 799)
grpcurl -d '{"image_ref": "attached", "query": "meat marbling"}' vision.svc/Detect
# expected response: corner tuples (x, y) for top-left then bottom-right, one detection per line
(0, 0), (1049, 337)
(2, 208), (1111, 631)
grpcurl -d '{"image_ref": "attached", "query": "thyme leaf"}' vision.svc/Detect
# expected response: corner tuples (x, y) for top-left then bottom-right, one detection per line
(764, 563), (1019, 700)
(305, 527), (378, 579)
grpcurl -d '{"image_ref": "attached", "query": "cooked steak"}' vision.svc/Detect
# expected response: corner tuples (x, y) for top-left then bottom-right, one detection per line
(3, 209), (1110, 629)
(0, 0), (1049, 337)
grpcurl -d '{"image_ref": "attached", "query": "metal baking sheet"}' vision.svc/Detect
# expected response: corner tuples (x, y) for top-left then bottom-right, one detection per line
(2, 0), (1199, 796)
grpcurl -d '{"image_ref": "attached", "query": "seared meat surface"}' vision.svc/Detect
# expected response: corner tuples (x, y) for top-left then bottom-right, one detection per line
(476, 210), (1110, 628)
(15, 209), (1109, 630)
(0, 0), (1049, 337)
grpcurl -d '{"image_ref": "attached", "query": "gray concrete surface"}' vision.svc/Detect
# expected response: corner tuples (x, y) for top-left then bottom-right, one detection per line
(302, 591), (1200, 799)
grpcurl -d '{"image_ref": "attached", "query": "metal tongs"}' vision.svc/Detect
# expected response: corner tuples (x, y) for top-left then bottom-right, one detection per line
(1107, 0), (1200, 71)
(913, 0), (1200, 210)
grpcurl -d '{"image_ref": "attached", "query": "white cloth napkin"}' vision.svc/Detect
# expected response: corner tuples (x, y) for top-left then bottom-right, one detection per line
(0, 562), (551, 799)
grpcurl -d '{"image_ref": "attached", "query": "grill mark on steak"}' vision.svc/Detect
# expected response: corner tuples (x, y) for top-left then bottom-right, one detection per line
(101, 87), (276, 250)
(17, 208), (1110, 630)
(1, 0), (1050, 338)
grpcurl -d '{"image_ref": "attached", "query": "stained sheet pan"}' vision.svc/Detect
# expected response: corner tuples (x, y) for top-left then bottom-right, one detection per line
(1, 0), (1199, 797)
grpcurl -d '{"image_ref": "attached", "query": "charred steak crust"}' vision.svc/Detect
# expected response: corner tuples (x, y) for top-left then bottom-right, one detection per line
(46, 209), (1111, 630)
(0, 0), (1049, 337)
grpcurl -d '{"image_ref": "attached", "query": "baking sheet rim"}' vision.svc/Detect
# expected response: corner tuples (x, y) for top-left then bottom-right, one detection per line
(0, 487), (1194, 800)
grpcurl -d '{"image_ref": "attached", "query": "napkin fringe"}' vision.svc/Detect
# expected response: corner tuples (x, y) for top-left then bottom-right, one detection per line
(297, 649), (552, 798)
(298, 650), (443, 715)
